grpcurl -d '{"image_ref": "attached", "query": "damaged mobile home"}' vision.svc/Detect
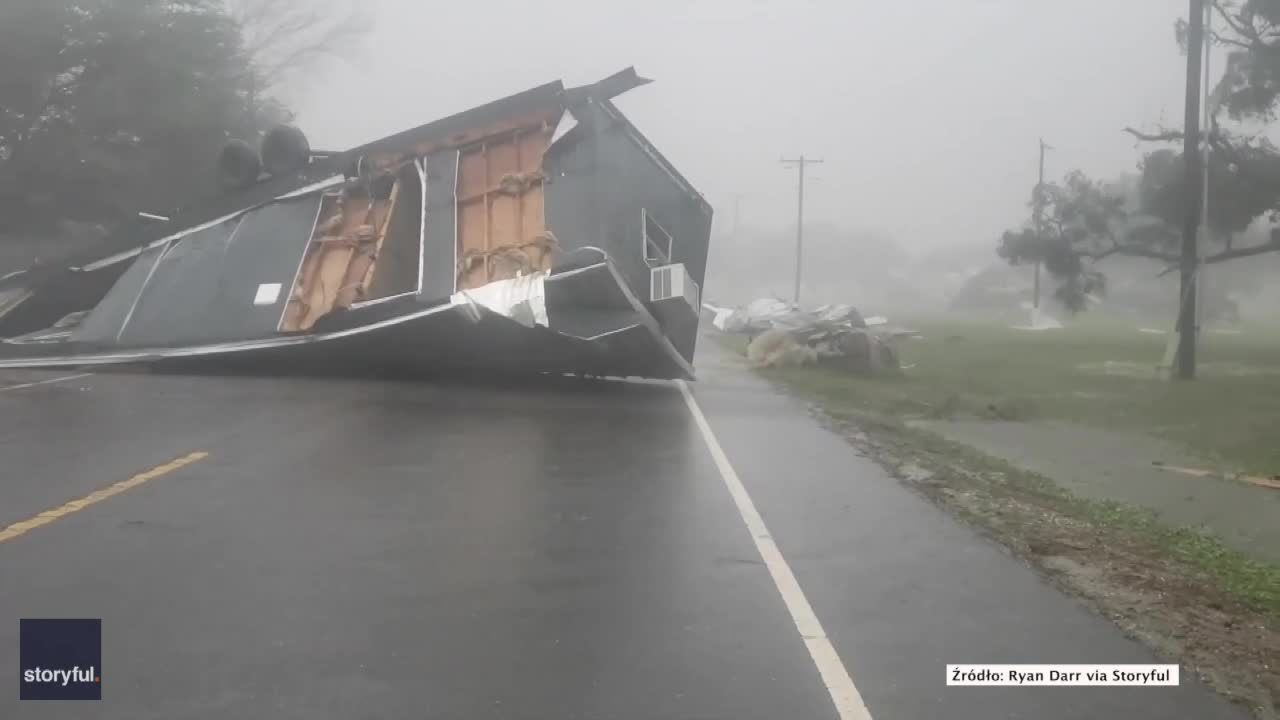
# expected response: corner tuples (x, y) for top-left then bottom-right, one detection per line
(0, 68), (711, 379)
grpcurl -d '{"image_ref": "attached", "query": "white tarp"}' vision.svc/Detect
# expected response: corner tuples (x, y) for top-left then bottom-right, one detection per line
(451, 273), (549, 328)
(711, 306), (736, 331)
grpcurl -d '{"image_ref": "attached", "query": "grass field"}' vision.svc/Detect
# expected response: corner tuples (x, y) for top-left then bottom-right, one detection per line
(756, 314), (1280, 475)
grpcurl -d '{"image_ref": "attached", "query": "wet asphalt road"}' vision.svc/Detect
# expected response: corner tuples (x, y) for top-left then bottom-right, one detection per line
(0, 343), (1251, 719)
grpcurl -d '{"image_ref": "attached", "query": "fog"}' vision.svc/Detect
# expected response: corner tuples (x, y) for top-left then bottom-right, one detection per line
(288, 0), (1190, 253)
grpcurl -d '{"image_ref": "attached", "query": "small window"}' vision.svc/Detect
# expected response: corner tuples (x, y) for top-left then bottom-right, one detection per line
(643, 210), (672, 267)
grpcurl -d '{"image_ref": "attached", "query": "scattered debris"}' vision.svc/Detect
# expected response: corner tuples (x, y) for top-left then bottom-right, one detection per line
(899, 462), (935, 482)
(747, 328), (818, 368)
(1246, 476), (1280, 490)
(715, 297), (904, 373)
(711, 297), (794, 333)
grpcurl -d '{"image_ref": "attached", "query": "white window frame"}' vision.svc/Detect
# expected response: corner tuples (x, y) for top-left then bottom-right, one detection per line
(642, 209), (673, 268)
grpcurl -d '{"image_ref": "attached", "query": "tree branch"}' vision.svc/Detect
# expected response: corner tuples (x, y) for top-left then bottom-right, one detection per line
(1205, 237), (1280, 263)
(1088, 243), (1179, 263)
(229, 0), (371, 91)
(1216, 1), (1259, 43)
(1212, 30), (1253, 51)
(1092, 239), (1277, 266)
(1123, 126), (1184, 143)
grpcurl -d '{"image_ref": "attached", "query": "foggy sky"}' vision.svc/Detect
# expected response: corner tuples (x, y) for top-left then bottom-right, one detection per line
(287, 0), (1192, 254)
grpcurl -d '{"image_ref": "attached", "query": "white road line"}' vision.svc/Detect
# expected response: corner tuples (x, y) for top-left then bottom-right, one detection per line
(0, 373), (93, 393)
(677, 380), (873, 720)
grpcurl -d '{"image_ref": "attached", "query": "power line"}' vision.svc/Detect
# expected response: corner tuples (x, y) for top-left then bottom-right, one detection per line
(780, 155), (823, 306)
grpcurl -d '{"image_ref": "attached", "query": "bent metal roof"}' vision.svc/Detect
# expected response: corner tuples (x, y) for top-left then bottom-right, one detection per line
(3, 67), (700, 295)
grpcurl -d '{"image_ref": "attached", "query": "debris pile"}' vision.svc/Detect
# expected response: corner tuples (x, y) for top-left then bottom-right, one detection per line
(708, 298), (903, 373)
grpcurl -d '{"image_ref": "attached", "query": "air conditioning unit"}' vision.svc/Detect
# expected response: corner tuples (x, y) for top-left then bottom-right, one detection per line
(650, 263), (699, 311)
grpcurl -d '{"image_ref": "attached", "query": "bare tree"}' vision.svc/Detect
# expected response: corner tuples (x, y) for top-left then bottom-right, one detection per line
(226, 0), (374, 124)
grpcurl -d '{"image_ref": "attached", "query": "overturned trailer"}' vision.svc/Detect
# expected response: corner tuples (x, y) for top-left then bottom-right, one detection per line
(0, 68), (711, 380)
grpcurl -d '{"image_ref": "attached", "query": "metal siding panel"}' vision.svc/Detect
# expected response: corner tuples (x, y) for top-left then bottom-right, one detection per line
(421, 150), (460, 300)
(542, 114), (603, 270)
(119, 196), (322, 346)
(116, 218), (238, 346)
(69, 243), (169, 344)
(577, 102), (710, 362)
(213, 195), (325, 338)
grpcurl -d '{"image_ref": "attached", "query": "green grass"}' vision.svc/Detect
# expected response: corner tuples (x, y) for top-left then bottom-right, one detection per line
(750, 314), (1280, 475)
(822, 405), (1280, 622)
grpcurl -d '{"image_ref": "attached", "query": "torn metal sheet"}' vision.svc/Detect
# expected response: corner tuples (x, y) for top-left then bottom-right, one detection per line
(550, 109), (579, 148)
(0, 67), (712, 381)
(452, 273), (548, 328)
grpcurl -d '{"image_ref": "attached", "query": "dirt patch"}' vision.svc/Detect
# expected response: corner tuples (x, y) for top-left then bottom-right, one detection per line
(808, 407), (1280, 719)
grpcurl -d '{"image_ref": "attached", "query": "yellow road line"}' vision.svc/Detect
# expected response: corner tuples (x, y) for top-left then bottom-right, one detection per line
(0, 451), (209, 544)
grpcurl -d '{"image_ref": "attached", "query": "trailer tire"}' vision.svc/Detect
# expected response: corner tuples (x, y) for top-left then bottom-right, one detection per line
(216, 139), (262, 190)
(261, 125), (311, 177)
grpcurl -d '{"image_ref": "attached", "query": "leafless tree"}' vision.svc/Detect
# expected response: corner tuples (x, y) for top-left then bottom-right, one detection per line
(226, 0), (374, 122)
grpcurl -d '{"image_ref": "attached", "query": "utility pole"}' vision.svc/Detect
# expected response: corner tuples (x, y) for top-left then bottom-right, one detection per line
(1197, 0), (1213, 342)
(1033, 139), (1052, 316)
(781, 155), (823, 306)
(1176, 0), (1205, 380)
